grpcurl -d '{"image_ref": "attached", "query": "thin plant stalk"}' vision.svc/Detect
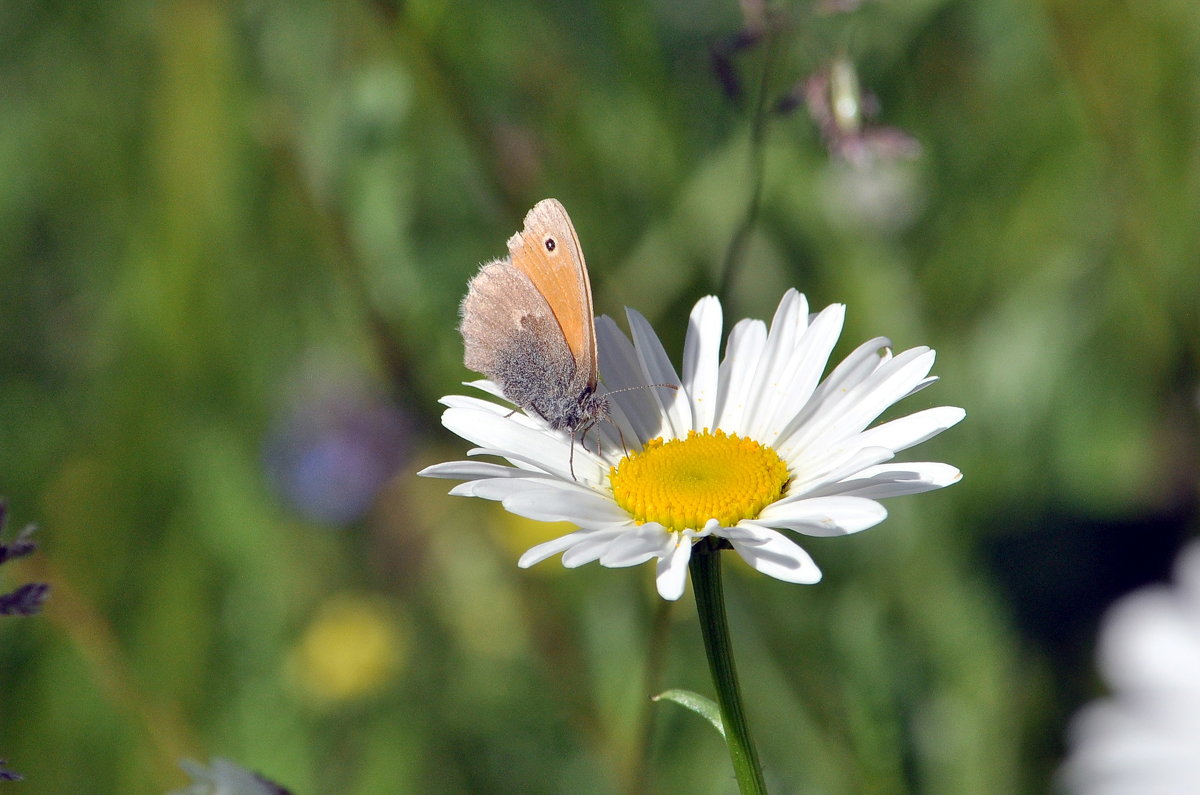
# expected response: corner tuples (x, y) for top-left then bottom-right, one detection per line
(717, 32), (776, 303)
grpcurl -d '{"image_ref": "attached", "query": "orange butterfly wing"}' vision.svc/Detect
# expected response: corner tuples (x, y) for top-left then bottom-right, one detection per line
(505, 199), (598, 388)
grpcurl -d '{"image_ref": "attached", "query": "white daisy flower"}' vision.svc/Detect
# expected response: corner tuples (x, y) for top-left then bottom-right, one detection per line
(420, 290), (964, 600)
(1060, 540), (1200, 794)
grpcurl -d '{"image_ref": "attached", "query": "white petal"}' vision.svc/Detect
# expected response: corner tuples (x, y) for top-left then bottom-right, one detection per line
(713, 318), (767, 432)
(460, 379), (508, 400)
(502, 487), (630, 525)
(599, 523), (673, 567)
(519, 528), (598, 567)
(723, 525), (822, 584)
(845, 347), (937, 421)
(817, 336), (893, 394)
(780, 347), (937, 461)
(744, 291), (809, 441)
(466, 444), (607, 482)
(902, 375), (939, 399)
(656, 537), (693, 600)
(853, 406), (966, 453)
(758, 304), (846, 445)
(771, 336), (891, 448)
(440, 392), (519, 415)
(596, 314), (666, 446)
(451, 476), (567, 501)
(751, 495), (888, 537)
(595, 315), (644, 386)
(783, 446), (896, 498)
(597, 313), (683, 447)
(682, 296), (722, 432)
(561, 528), (631, 567)
(748, 302), (843, 444)
(813, 462), (963, 498)
(441, 406), (611, 482)
(625, 307), (690, 437)
(417, 460), (532, 480)
(442, 406), (568, 465)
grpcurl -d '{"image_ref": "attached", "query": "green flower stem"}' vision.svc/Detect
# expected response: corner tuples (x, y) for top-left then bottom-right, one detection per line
(689, 537), (768, 794)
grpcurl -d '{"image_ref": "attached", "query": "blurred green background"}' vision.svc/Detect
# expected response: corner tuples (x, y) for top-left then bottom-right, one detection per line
(1, 0), (1197, 792)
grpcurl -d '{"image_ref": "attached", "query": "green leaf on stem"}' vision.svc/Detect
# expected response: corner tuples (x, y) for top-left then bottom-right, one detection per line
(653, 688), (726, 738)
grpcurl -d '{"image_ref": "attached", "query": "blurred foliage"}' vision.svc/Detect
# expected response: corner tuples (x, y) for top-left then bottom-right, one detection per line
(1, 0), (1197, 792)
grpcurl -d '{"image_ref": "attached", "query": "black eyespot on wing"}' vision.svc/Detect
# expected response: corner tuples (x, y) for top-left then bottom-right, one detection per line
(544, 236), (556, 252)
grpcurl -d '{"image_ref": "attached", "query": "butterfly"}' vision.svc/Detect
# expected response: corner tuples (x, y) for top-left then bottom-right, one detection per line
(459, 199), (610, 472)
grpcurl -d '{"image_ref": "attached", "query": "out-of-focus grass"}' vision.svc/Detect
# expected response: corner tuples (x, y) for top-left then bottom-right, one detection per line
(1, 0), (1197, 791)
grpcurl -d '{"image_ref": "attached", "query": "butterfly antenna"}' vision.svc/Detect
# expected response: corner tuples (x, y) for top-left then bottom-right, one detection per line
(604, 383), (679, 398)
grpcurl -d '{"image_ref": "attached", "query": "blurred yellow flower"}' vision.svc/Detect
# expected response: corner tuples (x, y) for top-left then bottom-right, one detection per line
(287, 594), (405, 705)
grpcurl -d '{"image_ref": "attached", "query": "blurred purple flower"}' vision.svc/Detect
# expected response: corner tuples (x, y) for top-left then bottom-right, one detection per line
(1, 501), (50, 782)
(264, 360), (412, 526)
(0, 502), (49, 617)
(0, 759), (21, 782)
(816, 0), (869, 14)
(801, 58), (921, 167)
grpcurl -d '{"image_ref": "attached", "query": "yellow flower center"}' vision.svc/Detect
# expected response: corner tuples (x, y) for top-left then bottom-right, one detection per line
(610, 429), (790, 532)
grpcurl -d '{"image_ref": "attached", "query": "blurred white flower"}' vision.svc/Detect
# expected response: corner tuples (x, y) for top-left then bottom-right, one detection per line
(1060, 539), (1200, 794)
(171, 757), (289, 795)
